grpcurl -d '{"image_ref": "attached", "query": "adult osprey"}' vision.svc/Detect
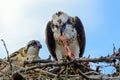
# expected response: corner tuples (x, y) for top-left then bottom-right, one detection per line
(46, 11), (86, 61)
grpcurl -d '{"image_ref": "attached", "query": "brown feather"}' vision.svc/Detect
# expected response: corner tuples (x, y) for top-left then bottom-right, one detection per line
(74, 16), (86, 57)
(45, 21), (57, 60)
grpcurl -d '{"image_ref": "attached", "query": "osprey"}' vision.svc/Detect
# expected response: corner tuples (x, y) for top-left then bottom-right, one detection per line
(0, 40), (42, 75)
(46, 11), (86, 61)
(8, 40), (42, 66)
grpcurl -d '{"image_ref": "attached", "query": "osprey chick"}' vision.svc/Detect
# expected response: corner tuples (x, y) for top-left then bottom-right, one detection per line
(46, 11), (86, 61)
(9, 40), (42, 66)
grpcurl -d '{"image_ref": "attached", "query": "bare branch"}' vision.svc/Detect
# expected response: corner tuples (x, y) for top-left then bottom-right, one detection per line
(24, 54), (120, 66)
(1, 39), (12, 72)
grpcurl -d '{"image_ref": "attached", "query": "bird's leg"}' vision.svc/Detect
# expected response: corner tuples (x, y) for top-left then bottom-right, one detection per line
(56, 52), (63, 63)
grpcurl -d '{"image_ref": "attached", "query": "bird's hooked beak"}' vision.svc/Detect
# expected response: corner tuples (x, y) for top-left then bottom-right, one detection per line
(39, 44), (42, 49)
(60, 27), (65, 36)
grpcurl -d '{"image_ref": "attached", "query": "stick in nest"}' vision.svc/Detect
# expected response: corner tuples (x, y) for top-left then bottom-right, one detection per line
(1, 39), (12, 72)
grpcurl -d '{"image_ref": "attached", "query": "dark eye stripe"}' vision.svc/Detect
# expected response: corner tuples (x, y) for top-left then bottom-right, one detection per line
(32, 41), (37, 45)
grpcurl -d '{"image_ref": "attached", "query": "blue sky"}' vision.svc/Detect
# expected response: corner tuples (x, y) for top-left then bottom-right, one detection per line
(0, 0), (120, 74)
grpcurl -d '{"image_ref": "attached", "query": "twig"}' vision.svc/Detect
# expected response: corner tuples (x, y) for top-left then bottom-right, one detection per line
(1, 39), (12, 72)
(60, 74), (81, 79)
(39, 69), (57, 77)
(0, 58), (24, 70)
(0, 70), (11, 79)
(24, 51), (120, 65)
(65, 61), (68, 80)
(24, 59), (52, 65)
(84, 71), (100, 75)
(57, 67), (66, 77)
(79, 71), (92, 80)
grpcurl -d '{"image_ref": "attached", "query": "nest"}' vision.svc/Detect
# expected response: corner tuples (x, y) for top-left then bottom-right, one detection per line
(1, 49), (120, 80)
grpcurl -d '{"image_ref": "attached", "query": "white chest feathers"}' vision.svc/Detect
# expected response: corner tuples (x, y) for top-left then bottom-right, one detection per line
(27, 46), (40, 60)
(55, 38), (80, 61)
(27, 47), (39, 56)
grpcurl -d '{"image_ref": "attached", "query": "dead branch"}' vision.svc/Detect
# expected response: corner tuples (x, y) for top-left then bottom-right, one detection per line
(24, 59), (52, 65)
(24, 50), (120, 66)
(1, 39), (12, 72)
(39, 69), (57, 77)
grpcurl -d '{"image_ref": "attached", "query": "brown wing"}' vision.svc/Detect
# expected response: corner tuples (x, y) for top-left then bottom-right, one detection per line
(45, 21), (57, 60)
(74, 16), (86, 57)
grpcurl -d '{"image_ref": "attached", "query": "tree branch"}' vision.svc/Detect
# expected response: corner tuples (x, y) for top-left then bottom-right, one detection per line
(1, 39), (12, 72)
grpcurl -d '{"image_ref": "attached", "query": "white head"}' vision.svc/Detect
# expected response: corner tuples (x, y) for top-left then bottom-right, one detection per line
(25, 40), (42, 56)
(51, 11), (77, 40)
